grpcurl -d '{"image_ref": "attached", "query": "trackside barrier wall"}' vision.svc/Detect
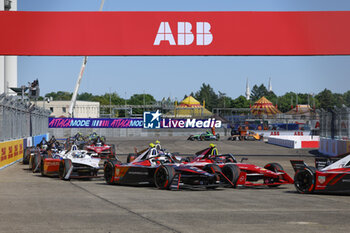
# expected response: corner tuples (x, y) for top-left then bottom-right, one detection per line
(268, 136), (319, 149)
(0, 139), (24, 170)
(0, 134), (49, 170)
(319, 138), (350, 157)
(32, 134), (49, 147)
(268, 138), (296, 148)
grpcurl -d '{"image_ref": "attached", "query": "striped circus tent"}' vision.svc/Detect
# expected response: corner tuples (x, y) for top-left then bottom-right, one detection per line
(251, 96), (281, 115)
(165, 96), (212, 117)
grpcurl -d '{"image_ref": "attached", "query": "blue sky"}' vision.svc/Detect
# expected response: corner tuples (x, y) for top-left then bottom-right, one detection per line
(18, 0), (350, 100)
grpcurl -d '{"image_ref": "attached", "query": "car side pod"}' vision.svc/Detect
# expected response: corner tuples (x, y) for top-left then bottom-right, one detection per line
(290, 160), (316, 194)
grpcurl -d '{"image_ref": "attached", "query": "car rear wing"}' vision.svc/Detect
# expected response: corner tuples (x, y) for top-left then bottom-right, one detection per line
(290, 160), (308, 172)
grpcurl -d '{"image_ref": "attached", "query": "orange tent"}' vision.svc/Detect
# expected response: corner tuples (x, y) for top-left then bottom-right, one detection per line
(285, 104), (314, 116)
(251, 96), (281, 115)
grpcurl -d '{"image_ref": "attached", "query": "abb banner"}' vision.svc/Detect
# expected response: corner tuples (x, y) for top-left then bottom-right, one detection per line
(1, 11), (350, 55)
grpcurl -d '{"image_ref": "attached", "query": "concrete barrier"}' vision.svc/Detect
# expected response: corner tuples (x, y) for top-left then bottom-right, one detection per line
(0, 139), (24, 170)
(268, 138), (297, 148)
(319, 138), (350, 157)
(0, 133), (50, 170)
(268, 136), (319, 149)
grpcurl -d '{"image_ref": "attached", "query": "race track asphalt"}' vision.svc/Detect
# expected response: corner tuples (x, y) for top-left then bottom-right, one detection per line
(1, 138), (349, 233)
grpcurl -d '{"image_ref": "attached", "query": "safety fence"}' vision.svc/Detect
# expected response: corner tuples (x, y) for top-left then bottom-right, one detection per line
(318, 107), (350, 140)
(0, 94), (50, 142)
(318, 107), (350, 157)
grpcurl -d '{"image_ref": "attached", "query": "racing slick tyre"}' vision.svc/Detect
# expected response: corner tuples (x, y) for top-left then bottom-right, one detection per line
(31, 152), (41, 173)
(221, 164), (240, 188)
(127, 153), (137, 163)
(264, 163), (284, 187)
(104, 160), (119, 184)
(200, 135), (205, 141)
(294, 167), (316, 194)
(216, 134), (220, 141)
(154, 165), (175, 190)
(59, 159), (73, 181)
(188, 136), (195, 141)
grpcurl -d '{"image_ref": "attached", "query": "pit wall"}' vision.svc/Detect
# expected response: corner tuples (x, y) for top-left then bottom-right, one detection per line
(318, 138), (350, 157)
(0, 133), (49, 170)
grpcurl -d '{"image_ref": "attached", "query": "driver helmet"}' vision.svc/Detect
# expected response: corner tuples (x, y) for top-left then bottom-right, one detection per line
(209, 144), (218, 156)
(155, 140), (161, 150)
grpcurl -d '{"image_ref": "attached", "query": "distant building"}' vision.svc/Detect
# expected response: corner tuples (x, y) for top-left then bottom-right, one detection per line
(268, 77), (272, 92)
(35, 100), (100, 118)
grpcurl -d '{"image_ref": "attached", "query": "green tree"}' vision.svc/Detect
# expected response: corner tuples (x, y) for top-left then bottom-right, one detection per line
(343, 90), (350, 107)
(45, 91), (72, 100)
(194, 83), (218, 111)
(231, 95), (250, 108)
(316, 89), (336, 110)
(77, 92), (95, 101)
(251, 84), (269, 101)
(217, 91), (233, 108)
(128, 94), (156, 105)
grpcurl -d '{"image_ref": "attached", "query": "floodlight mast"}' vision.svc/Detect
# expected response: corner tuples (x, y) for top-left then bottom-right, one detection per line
(68, 0), (105, 117)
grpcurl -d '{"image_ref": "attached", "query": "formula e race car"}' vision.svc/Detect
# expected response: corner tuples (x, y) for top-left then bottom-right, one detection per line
(65, 133), (87, 150)
(228, 129), (263, 141)
(184, 145), (294, 188)
(28, 136), (64, 171)
(291, 154), (350, 194)
(187, 131), (220, 141)
(104, 146), (222, 190)
(38, 145), (101, 180)
(84, 136), (116, 159)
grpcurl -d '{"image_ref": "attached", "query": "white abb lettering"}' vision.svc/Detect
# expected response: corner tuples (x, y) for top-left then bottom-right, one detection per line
(154, 22), (213, 46)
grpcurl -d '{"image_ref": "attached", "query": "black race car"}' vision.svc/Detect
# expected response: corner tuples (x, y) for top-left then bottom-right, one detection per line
(291, 154), (350, 194)
(104, 146), (222, 190)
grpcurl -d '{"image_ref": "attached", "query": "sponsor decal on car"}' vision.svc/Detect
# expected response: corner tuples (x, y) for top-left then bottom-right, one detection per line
(318, 176), (326, 184)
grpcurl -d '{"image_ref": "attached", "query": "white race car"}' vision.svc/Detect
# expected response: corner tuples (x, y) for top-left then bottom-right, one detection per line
(39, 144), (102, 180)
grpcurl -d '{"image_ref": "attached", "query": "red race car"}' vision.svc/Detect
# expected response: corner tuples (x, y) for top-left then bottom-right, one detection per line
(85, 136), (116, 159)
(104, 144), (224, 190)
(291, 154), (350, 194)
(183, 145), (294, 188)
